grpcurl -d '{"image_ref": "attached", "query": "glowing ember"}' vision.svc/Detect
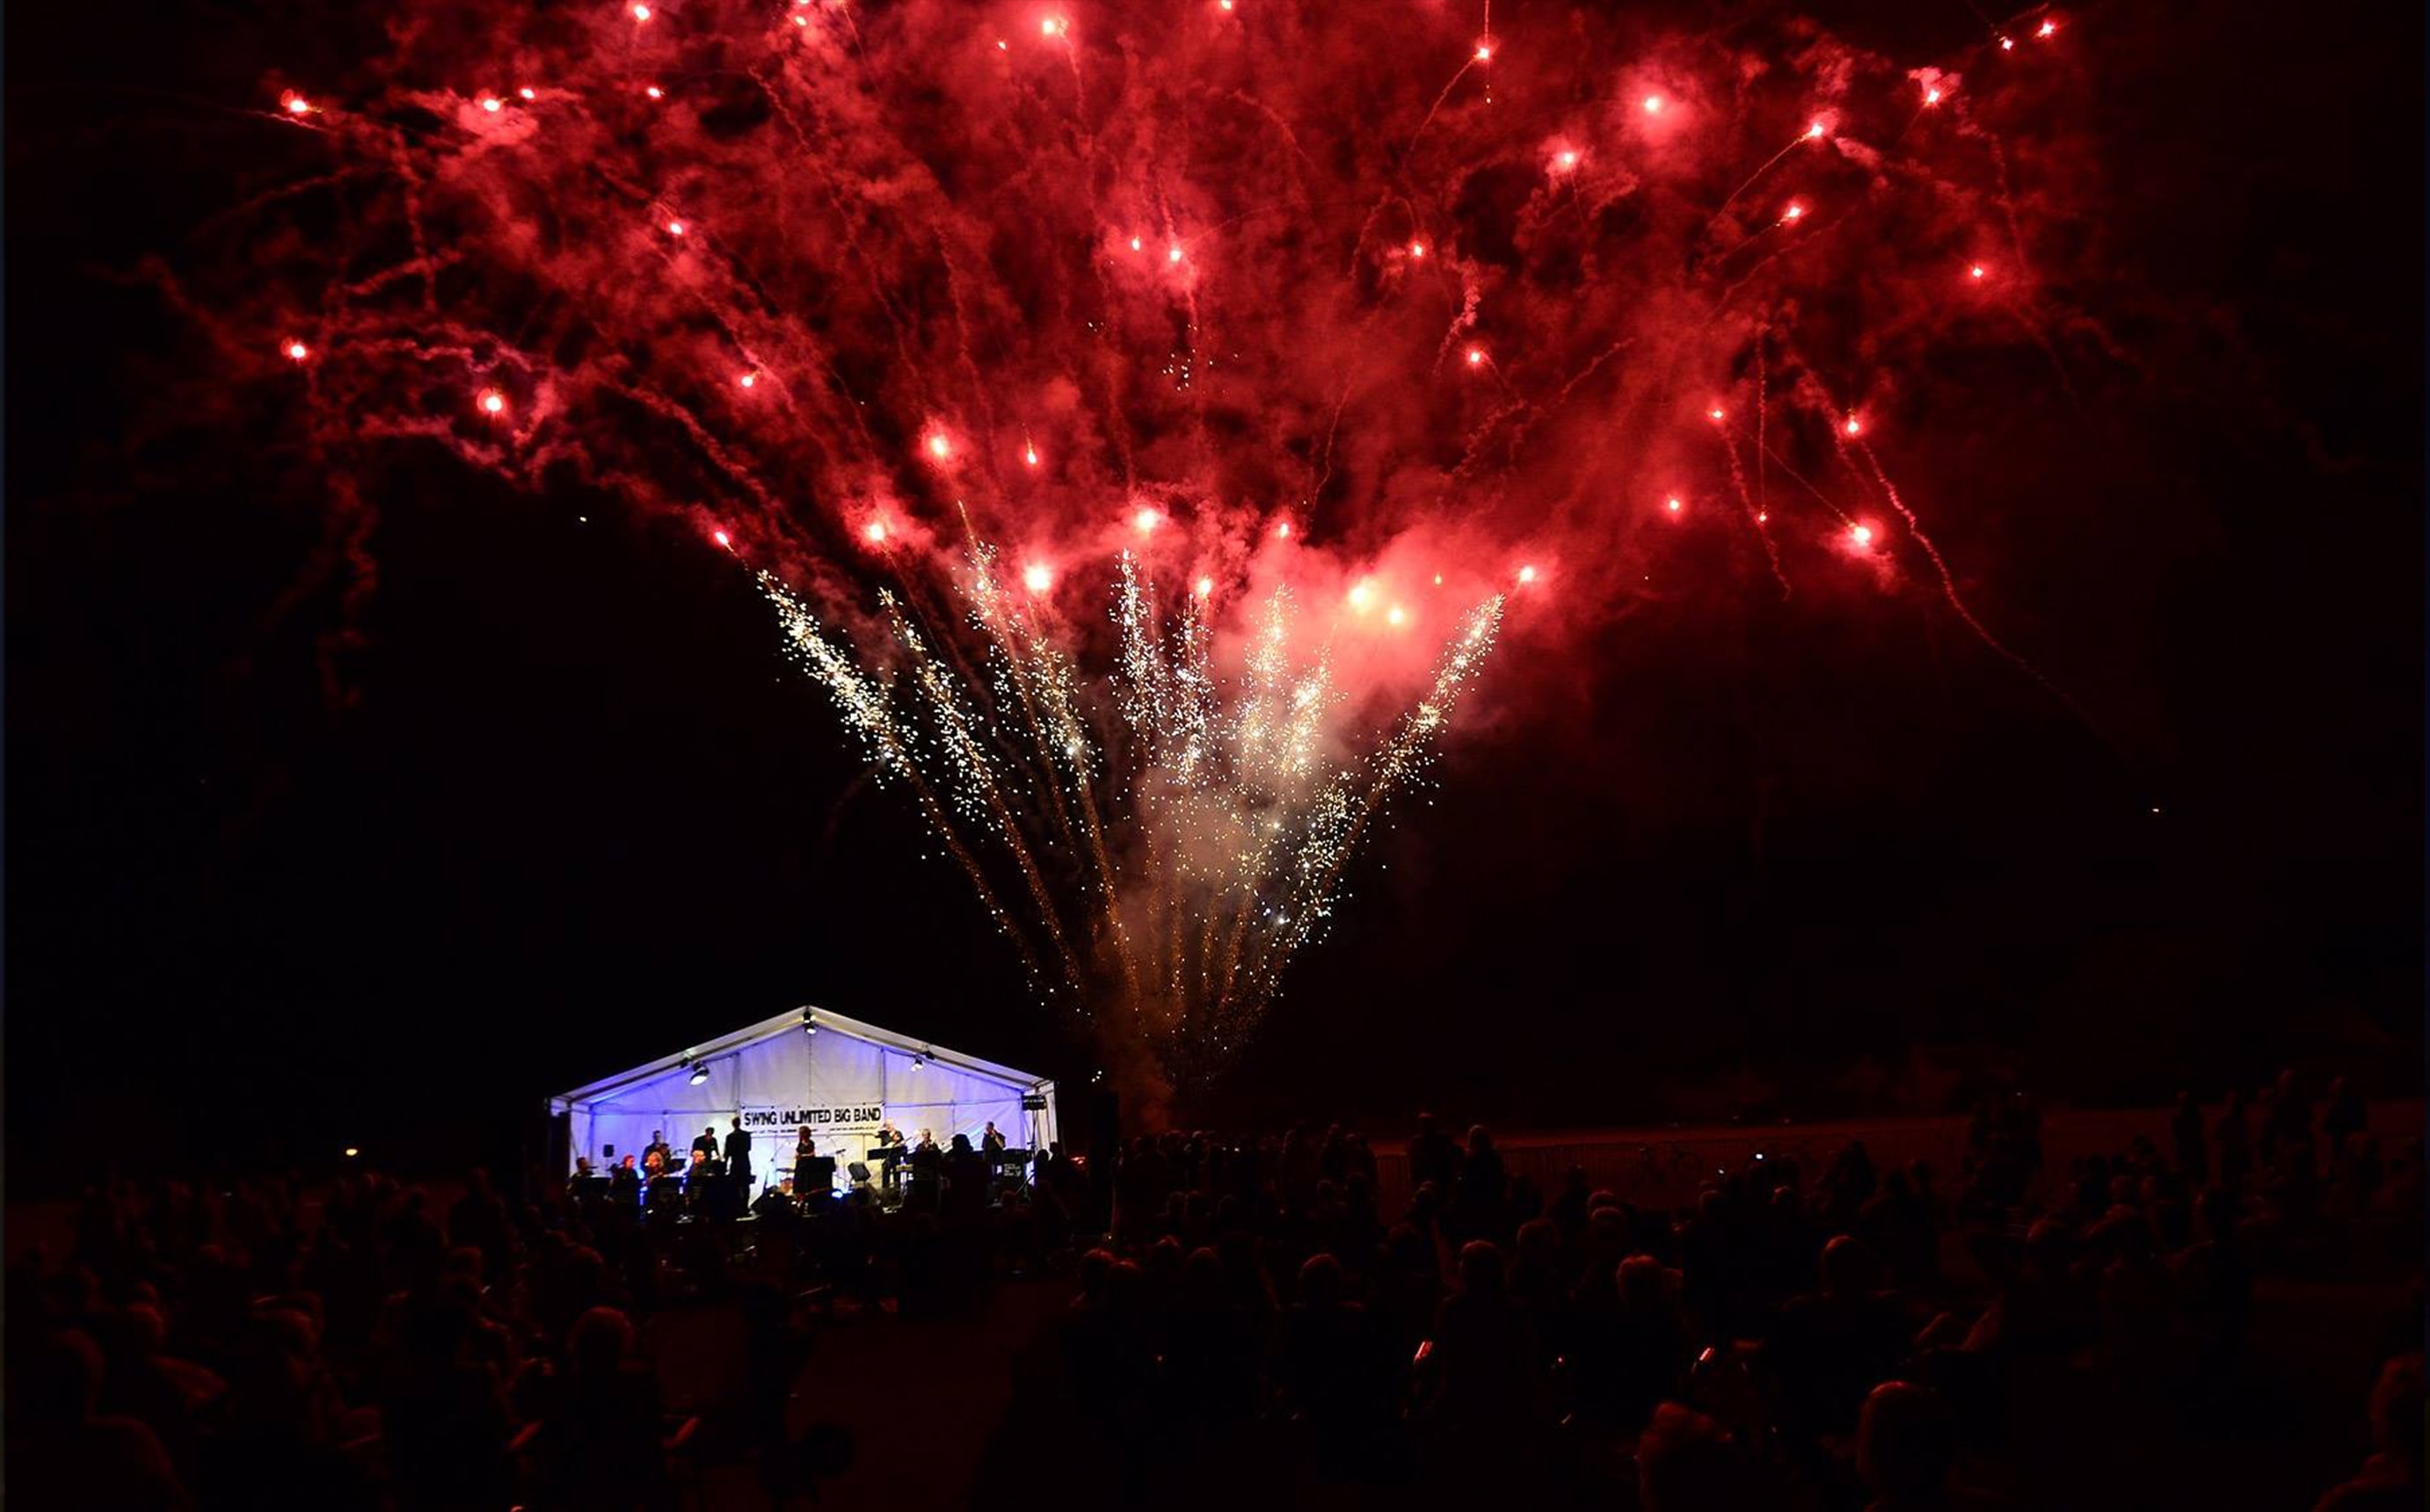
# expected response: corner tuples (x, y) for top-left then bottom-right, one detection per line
(477, 389), (506, 414)
(1022, 562), (1054, 593)
(283, 340), (310, 362)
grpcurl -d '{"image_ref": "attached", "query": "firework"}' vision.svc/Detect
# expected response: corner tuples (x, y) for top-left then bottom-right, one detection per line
(190, 0), (2098, 1094)
(768, 546), (1501, 1083)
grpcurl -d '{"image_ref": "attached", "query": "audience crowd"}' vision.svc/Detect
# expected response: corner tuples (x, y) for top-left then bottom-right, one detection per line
(6, 1068), (2419, 1510)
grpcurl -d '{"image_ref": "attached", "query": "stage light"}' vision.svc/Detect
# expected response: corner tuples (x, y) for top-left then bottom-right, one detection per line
(343, 1146), (360, 1159)
(687, 1059), (710, 1085)
(804, 1009), (819, 1036)
(912, 1050), (928, 1068)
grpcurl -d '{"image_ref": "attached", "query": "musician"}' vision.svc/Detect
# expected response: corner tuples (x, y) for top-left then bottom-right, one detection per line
(795, 1126), (818, 1195)
(644, 1130), (673, 1170)
(724, 1117), (753, 1189)
(982, 1121), (1007, 1154)
(643, 1145), (666, 1179)
(691, 1125), (719, 1160)
(877, 1121), (905, 1149)
(610, 1153), (641, 1205)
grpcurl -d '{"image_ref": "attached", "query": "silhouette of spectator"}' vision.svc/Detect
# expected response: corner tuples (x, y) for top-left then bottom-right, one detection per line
(1859, 1379), (2009, 1510)
(6, 1327), (192, 1509)
(2215, 1091), (2254, 1189)
(1636, 1401), (1766, 1512)
(2171, 1092), (2208, 1186)
(2316, 1354), (2424, 1510)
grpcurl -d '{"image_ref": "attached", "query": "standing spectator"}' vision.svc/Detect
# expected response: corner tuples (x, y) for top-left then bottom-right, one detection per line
(2171, 1092), (2209, 1186)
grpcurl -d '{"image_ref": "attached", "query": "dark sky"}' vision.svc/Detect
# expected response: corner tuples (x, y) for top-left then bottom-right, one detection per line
(6, 0), (2422, 1185)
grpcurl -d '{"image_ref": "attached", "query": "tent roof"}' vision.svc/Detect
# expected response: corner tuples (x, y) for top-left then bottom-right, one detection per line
(550, 1004), (1052, 1113)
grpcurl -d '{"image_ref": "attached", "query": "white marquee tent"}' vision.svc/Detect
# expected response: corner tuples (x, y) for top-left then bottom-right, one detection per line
(550, 1005), (1059, 1195)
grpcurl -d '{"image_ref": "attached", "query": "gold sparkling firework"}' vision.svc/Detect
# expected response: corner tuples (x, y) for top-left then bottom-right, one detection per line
(767, 551), (1503, 1080)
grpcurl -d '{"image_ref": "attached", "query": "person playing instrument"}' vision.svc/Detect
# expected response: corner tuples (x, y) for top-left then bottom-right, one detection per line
(982, 1121), (1007, 1154)
(692, 1126), (719, 1160)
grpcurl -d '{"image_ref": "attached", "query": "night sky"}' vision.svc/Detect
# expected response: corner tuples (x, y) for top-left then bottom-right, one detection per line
(6, 0), (2421, 1187)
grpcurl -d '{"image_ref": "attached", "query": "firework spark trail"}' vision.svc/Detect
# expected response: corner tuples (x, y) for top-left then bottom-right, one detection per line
(205, 0), (2111, 1090)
